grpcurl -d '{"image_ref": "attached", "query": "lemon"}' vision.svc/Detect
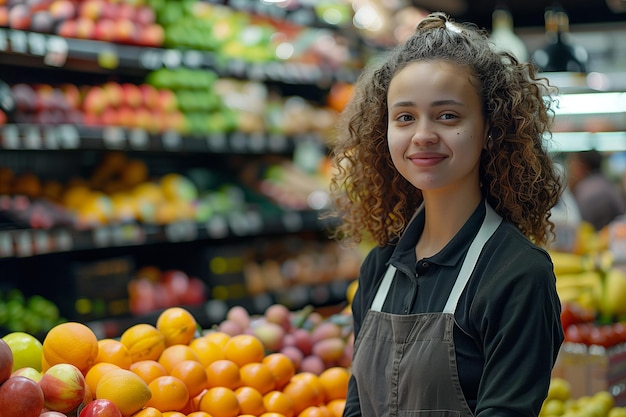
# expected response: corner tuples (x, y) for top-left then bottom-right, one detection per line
(2, 331), (43, 372)
(96, 369), (151, 416)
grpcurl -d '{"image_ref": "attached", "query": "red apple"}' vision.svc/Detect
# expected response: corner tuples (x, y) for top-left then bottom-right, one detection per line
(156, 89), (178, 113)
(180, 277), (207, 305)
(102, 82), (124, 108)
(78, 0), (104, 20)
(113, 18), (136, 44)
(136, 23), (164, 47)
(0, 6), (8, 27)
(138, 84), (159, 109)
(49, 0), (76, 20)
(39, 412), (67, 417)
(120, 83), (142, 108)
(56, 19), (77, 38)
(133, 5), (155, 26)
(0, 375), (45, 417)
(39, 363), (86, 413)
(0, 338), (13, 384)
(161, 270), (190, 303)
(94, 18), (116, 42)
(78, 399), (123, 417)
(82, 86), (106, 116)
(8, 4), (31, 30)
(74, 16), (95, 39)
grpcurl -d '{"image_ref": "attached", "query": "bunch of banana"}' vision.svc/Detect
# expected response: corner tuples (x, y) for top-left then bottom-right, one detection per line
(550, 251), (604, 312)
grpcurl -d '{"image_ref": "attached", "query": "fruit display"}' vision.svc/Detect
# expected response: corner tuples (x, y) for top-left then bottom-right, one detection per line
(541, 377), (626, 417)
(0, 299), (354, 417)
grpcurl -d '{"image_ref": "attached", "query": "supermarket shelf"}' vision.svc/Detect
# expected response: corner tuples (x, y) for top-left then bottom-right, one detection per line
(0, 208), (336, 259)
(0, 123), (305, 154)
(85, 279), (352, 339)
(0, 28), (359, 85)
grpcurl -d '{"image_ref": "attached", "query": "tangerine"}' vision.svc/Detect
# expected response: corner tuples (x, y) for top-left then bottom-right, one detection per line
(297, 406), (332, 417)
(239, 362), (276, 395)
(263, 390), (295, 417)
(146, 375), (190, 412)
(162, 413), (186, 417)
(130, 360), (168, 384)
(187, 413), (212, 417)
(326, 399), (345, 417)
(132, 407), (163, 417)
(203, 331), (231, 350)
(235, 386), (266, 416)
(158, 344), (201, 374)
(206, 359), (241, 390)
(224, 334), (265, 367)
(156, 307), (198, 347)
(96, 368), (152, 416)
(120, 323), (166, 362)
(42, 321), (99, 374)
(96, 338), (133, 369)
(318, 367), (350, 402)
(262, 353), (295, 390)
(189, 336), (226, 367)
(85, 362), (121, 395)
(282, 380), (320, 415)
(290, 373), (324, 405)
(170, 359), (209, 398)
(198, 387), (240, 417)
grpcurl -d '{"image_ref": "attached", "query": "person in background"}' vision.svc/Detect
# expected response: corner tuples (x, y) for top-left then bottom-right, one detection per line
(567, 149), (625, 230)
(326, 12), (564, 417)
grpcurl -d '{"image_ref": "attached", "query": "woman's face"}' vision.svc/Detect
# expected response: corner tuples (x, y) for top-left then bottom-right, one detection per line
(387, 60), (488, 196)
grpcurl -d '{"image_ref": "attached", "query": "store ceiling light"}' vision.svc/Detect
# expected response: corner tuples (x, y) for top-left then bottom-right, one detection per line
(553, 92), (626, 115)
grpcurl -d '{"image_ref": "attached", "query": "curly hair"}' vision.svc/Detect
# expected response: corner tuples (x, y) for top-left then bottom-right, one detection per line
(326, 12), (562, 247)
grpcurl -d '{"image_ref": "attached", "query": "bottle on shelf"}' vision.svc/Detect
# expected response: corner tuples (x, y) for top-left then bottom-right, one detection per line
(488, 6), (528, 63)
(531, 6), (588, 73)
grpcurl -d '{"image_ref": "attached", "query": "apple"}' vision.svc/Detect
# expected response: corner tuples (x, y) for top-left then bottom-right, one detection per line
(78, 0), (104, 20)
(8, 4), (31, 30)
(79, 399), (123, 417)
(120, 83), (142, 108)
(74, 16), (95, 39)
(0, 375), (45, 417)
(161, 270), (190, 303)
(39, 412), (68, 417)
(2, 331), (43, 372)
(156, 89), (178, 113)
(94, 18), (116, 42)
(264, 303), (291, 331)
(39, 363), (86, 413)
(136, 23), (164, 47)
(49, 0), (76, 20)
(0, 338), (13, 384)
(12, 367), (42, 382)
(113, 18), (136, 44)
(253, 322), (285, 352)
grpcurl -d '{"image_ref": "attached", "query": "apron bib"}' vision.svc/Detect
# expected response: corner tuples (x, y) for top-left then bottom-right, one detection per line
(352, 204), (502, 417)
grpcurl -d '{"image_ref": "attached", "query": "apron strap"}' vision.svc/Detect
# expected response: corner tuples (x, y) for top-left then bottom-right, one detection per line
(443, 203), (502, 313)
(370, 202), (502, 314)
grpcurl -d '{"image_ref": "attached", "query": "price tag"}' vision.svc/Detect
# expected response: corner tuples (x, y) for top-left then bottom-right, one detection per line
(0, 28), (8, 51)
(227, 59), (247, 78)
(281, 211), (302, 232)
(23, 125), (42, 149)
(165, 221), (198, 242)
(44, 36), (68, 67)
(162, 48), (183, 69)
(267, 133), (288, 153)
(183, 50), (204, 68)
(248, 132), (266, 153)
(103, 126), (126, 149)
(93, 226), (112, 247)
(230, 132), (247, 152)
(43, 126), (60, 149)
(0, 232), (13, 258)
(128, 128), (149, 150)
(28, 32), (47, 56)
(57, 124), (80, 149)
(1, 125), (20, 149)
(207, 132), (227, 152)
(247, 64), (265, 81)
(15, 230), (33, 257)
(139, 48), (163, 70)
(9, 30), (27, 54)
(228, 212), (250, 236)
(245, 210), (263, 234)
(207, 215), (228, 238)
(54, 229), (73, 252)
(263, 62), (285, 82)
(162, 130), (182, 151)
(33, 230), (50, 254)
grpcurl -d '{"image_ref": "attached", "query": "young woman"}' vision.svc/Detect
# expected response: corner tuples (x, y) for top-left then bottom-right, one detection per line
(327, 12), (564, 417)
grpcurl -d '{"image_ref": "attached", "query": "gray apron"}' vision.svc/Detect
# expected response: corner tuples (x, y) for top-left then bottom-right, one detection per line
(352, 204), (502, 417)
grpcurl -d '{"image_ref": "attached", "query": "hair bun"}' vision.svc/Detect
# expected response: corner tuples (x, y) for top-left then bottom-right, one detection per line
(416, 12), (449, 31)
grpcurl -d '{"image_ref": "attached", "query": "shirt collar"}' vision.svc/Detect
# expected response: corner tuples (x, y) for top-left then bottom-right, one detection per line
(390, 200), (486, 268)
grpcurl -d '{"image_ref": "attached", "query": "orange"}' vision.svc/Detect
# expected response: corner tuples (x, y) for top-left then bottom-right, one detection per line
(259, 413), (287, 417)
(235, 386), (265, 416)
(297, 406), (332, 417)
(187, 413), (212, 417)
(198, 387), (240, 417)
(206, 359), (241, 390)
(263, 390), (295, 417)
(156, 307), (198, 347)
(326, 399), (345, 417)
(318, 367), (350, 402)
(146, 375), (190, 412)
(120, 323), (166, 362)
(262, 353), (295, 390)
(239, 362), (276, 395)
(85, 362), (121, 395)
(203, 331), (231, 349)
(190, 336), (226, 367)
(158, 344), (201, 373)
(290, 373), (324, 405)
(132, 407), (163, 417)
(96, 368), (152, 417)
(130, 360), (168, 385)
(282, 380), (321, 416)
(96, 338), (133, 369)
(42, 321), (99, 374)
(223, 334), (265, 367)
(162, 413), (186, 417)
(170, 359), (209, 398)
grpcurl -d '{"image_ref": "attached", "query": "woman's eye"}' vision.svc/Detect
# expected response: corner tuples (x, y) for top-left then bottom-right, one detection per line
(439, 113), (458, 120)
(396, 114), (414, 122)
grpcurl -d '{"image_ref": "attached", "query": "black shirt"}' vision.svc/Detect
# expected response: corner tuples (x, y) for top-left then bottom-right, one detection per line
(345, 201), (564, 417)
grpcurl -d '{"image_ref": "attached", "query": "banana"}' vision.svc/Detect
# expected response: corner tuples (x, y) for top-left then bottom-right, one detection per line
(549, 251), (593, 275)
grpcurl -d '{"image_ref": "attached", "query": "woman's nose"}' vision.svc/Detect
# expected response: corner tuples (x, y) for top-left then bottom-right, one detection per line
(411, 120), (438, 145)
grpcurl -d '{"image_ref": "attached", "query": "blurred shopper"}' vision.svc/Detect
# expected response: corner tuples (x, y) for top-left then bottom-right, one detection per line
(567, 149), (625, 230)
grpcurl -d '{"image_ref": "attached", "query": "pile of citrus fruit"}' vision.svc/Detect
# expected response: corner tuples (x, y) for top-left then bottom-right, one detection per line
(1, 305), (351, 417)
